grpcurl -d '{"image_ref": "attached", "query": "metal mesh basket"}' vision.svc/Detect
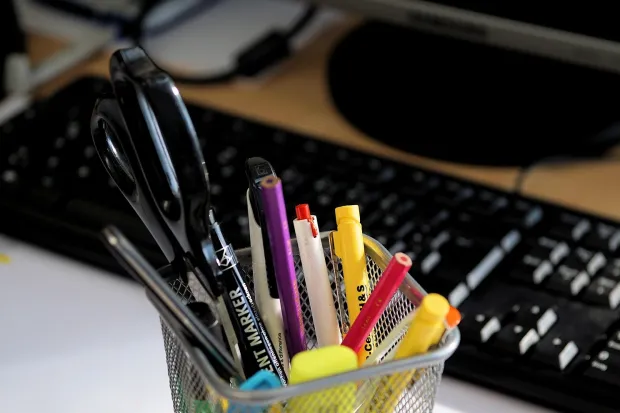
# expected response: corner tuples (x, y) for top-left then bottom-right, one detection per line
(159, 234), (460, 413)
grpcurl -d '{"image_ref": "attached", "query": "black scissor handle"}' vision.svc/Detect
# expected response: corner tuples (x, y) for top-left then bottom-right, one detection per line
(91, 97), (136, 199)
(91, 97), (181, 264)
(109, 47), (211, 212)
(91, 46), (221, 295)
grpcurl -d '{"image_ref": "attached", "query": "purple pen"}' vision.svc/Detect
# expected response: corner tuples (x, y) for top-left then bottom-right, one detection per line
(260, 176), (307, 356)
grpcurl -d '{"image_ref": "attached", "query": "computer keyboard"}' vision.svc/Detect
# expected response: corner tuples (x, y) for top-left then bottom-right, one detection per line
(2, 77), (620, 412)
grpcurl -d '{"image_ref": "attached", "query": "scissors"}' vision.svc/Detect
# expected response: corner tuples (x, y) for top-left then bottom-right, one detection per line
(90, 46), (221, 297)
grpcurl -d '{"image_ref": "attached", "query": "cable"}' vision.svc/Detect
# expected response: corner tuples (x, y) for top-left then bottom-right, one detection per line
(285, 5), (318, 37)
(138, 4), (318, 85)
(124, 0), (162, 41)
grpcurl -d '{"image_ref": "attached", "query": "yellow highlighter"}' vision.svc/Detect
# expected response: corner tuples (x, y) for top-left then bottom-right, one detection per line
(367, 293), (450, 413)
(288, 345), (358, 413)
(333, 205), (375, 364)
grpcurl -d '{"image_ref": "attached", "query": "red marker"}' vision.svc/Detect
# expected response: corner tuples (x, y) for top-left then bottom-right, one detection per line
(342, 252), (412, 356)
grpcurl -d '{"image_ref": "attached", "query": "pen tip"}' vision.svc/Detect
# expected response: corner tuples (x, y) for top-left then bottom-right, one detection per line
(295, 204), (311, 220)
(394, 252), (412, 267)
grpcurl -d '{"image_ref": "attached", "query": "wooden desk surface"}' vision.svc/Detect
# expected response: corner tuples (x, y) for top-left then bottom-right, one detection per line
(28, 20), (620, 221)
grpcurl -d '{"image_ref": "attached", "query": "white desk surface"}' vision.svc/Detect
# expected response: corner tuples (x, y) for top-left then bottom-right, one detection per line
(0, 234), (554, 413)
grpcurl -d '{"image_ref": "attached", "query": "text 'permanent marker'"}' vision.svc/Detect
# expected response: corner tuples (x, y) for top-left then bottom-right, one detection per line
(209, 209), (287, 385)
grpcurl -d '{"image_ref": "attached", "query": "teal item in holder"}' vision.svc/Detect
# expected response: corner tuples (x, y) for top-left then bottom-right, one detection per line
(228, 371), (281, 413)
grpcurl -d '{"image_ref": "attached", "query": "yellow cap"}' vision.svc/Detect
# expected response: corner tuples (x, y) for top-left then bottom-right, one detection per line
(417, 293), (450, 322)
(335, 205), (360, 225)
(289, 345), (358, 384)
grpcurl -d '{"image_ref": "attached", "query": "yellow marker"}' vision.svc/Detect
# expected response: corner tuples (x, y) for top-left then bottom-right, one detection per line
(267, 404), (283, 413)
(367, 294), (450, 413)
(333, 205), (375, 364)
(0, 254), (10, 264)
(288, 345), (358, 413)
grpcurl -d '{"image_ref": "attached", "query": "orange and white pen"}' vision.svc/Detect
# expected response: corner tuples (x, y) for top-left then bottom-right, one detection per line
(293, 204), (341, 347)
(342, 253), (411, 356)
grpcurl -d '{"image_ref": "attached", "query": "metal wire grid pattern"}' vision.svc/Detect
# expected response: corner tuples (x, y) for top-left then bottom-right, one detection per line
(159, 248), (445, 413)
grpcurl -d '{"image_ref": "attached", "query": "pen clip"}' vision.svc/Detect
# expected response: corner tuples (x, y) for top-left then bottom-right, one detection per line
(244, 157), (280, 299)
(245, 157), (277, 225)
(309, 218), (318, 237)
(328, 230), (348, 334)
(295, 204), (318, 238)
(330, 228), (342, 259)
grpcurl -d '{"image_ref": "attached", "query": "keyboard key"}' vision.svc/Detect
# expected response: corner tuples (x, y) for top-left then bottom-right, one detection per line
(500, 229), (521, 252)
(558, 247), (596, 274)
(583, 223), (620, 252)
(466, 246), (504, 289)
(546, 267), (590, 297)
(523, 236), (568, 264)
(583, 359), (620, 386)
(549, 242), (570, 265)
(533, 334), (579, 371)
(434, 180), (474, 207)
(587, 252), (608, 276)
(501, 200), (543, 228)
(512, 304), (558, 337)
(402, 171), (440, 197)
(583, 277), (620, 309)
(460, 312), (502, 344)
(609, 331), (620, 346)
(420, 251), (441, 275)
(466, 190), (508, 216)
(596, 347), (620, 369)
(535, 236), (561, 250)
(510, 255), (553, 285)
(493, 324), (540, 356)
(601, 259), (620, 280)
(416, 250), (470, 306)
(436, 236), (494, 280)
(452, 212), (511, 244)
(548, 213), (591, 242)
(446, 283), (470, 308)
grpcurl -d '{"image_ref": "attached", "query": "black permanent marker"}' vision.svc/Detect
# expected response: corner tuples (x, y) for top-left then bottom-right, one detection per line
(208, 209), (288, 385)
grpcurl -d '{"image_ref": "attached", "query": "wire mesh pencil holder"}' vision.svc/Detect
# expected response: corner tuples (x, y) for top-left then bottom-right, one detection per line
(158, 233), (460, 413)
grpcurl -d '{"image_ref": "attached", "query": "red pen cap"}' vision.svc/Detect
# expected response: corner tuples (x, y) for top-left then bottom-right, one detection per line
(295, 204), (311, 220)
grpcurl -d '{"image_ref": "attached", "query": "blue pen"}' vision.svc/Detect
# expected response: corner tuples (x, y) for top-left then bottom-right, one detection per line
(227, 370), (282, 413)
